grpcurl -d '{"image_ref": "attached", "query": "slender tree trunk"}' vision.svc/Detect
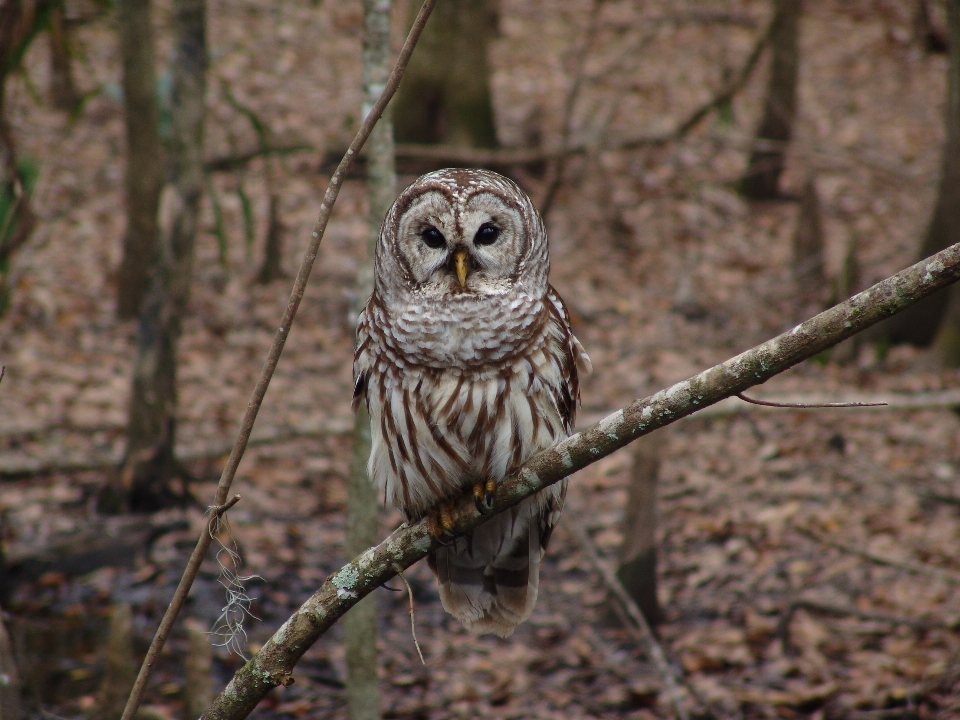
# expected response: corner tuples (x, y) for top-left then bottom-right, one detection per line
(615, 436), (662, 626)
(0, 2), (39, 314)
(112, 0), (205, 512)
(256, 171), (284, 283)
(0, 605), (21, 720)
(116, 0), (164, 319)
(739, 0), (800, 199)
(344, 4), (393, 718)
(392, 0), (497, 148)
(879, 0), (960, 347)
(47, 3), (78, 111)
(792, 176), (825, 302)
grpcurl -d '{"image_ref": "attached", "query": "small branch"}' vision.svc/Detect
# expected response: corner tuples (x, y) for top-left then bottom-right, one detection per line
(204, 144), (313, 173)
(569, 522), (691, 720)
(393, 566), (425, 666)
(736, 392), (887, 409)
(796, 526), (960, 585)
(119, 3), (438, 719)
(201, 242), (960, 719)
(777, 597), (957, 655)
(672, 15), (773, 139)
(539, 0), (605, 218)
(210, 494), (241, 518)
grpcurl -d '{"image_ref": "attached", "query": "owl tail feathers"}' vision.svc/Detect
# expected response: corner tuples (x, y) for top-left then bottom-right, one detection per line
(428, 523), (542, 638)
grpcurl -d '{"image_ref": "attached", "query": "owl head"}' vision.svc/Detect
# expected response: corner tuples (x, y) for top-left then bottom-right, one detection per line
(373, 169), (549, 305)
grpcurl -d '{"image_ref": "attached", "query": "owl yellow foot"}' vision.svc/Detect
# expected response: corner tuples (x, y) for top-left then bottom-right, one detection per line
(426, 499), (458, 538)
(473, 480), (497, 513)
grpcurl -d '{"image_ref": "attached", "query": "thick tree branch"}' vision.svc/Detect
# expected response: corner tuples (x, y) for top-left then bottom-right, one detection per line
(203, 244), (960, 719)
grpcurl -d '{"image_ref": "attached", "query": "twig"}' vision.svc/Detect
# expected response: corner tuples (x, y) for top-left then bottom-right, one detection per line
(777, 597), (957, 655)
(672, 13), (773, 139)
(393, 566), (425, 665)
(796, 526), (960, 585)
(0, 365), (5, 387)
(210, 494), (241, 518)
(917, 489), (960, 506)
(736, 392), (887, 409)
(199, 242), (960, 719)
(204, 143), (313, 173)
(118, 3), (438, 719)
(540, 0), (605, 218)
(568, 522), (691, 720)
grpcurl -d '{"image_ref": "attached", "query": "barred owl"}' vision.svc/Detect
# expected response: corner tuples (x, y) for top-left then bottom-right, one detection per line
(353, 168), (591, 637)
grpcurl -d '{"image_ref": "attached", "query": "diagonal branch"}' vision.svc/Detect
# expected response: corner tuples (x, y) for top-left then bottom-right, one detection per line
(119, 2), (438, 719)
(203, 243), (960, 719)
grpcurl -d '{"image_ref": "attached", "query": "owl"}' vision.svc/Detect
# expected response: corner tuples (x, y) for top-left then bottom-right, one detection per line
(353, 168), (591, 637)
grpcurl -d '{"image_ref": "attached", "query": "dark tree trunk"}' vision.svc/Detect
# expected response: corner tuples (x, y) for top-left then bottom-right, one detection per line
(792, 176), (826, 302)
(0, 2), (40, 314)
(392, 0), (498, 148)
(115, 0), (164, 319)
(739, 0), (801, 199)
(47, 3), (78, 111)
(257, 184), (284, 283)
(615, 436), (662, 626)
(110, 0), (206, 513)
(879, 0), (960, 347)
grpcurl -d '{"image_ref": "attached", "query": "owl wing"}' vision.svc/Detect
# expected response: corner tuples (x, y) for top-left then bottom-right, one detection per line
(352, 304), (373, 412)
(545, 285), (592, 434)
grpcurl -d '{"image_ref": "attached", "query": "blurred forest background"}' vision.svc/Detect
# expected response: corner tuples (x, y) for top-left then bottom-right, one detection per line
(0, 0), (960, 718)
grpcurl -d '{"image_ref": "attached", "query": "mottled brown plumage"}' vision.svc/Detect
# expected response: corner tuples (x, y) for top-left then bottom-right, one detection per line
(354, 169), (590, 637)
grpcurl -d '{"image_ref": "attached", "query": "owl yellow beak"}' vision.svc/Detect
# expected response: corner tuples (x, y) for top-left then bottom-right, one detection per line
(454, 249), (469, 288)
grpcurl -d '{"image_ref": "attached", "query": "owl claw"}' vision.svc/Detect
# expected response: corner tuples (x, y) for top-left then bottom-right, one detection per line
(472, 483), (487, 514)
(484, 479), (497, 508)
(427, 499), (460, 540)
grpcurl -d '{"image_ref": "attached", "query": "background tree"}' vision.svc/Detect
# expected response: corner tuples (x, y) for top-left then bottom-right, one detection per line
(392, 0), (497, 148)
(0, 1), (43, 314)
(614, 437), (662, 626)
(115, 0), (164, 319)
(738, 0), (801, 199)
(344, 1), (395, 717)
(106, 0), (206, 512)
(47, 1), (78, 111)
(878, 0), (960, 348)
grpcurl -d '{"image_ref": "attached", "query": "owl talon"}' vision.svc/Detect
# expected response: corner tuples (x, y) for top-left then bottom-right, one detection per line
(472, 483), (487, 514)
(427, 499), (459, 538)
(484, 479), (497, 508)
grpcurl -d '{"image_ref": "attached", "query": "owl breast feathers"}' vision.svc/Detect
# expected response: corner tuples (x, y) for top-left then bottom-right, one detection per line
(353, 168), (590, 637)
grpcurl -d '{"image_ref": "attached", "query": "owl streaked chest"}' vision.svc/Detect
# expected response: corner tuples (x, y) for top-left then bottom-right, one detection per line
(368, 290), (546, 370)
(357, 293), (571, 517)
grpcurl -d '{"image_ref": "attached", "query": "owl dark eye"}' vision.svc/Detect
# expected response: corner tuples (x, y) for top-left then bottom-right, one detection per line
(474, 223), (499, 246)
(421, 226), (446, 249)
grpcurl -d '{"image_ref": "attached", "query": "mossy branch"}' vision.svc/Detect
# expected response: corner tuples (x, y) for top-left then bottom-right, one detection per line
(202, 244), (960, 719)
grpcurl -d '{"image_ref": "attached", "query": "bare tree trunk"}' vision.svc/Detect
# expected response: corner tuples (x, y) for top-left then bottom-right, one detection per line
(831, 235), (861, 364)
(615, 437), (662, 626)
(344, 3), (394, 718)
(110, 0), (206, 512)
(256, 173), (284, 283)
(879, 0), (960, 347)
(88, 604), (135, 720)
(183, 618), (214, 719)
(47, 3), (78, 111)
(739, 0), (800, 199)
(392, 0), (497, 148)
(792, 176), (825, 302)
(0, 2), (40, 315)
(116, 0), (164, 319)
(0, 605), (21, 720)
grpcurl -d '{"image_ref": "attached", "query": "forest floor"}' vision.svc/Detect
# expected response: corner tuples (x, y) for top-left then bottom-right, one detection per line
(1, 0), (960, 718)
